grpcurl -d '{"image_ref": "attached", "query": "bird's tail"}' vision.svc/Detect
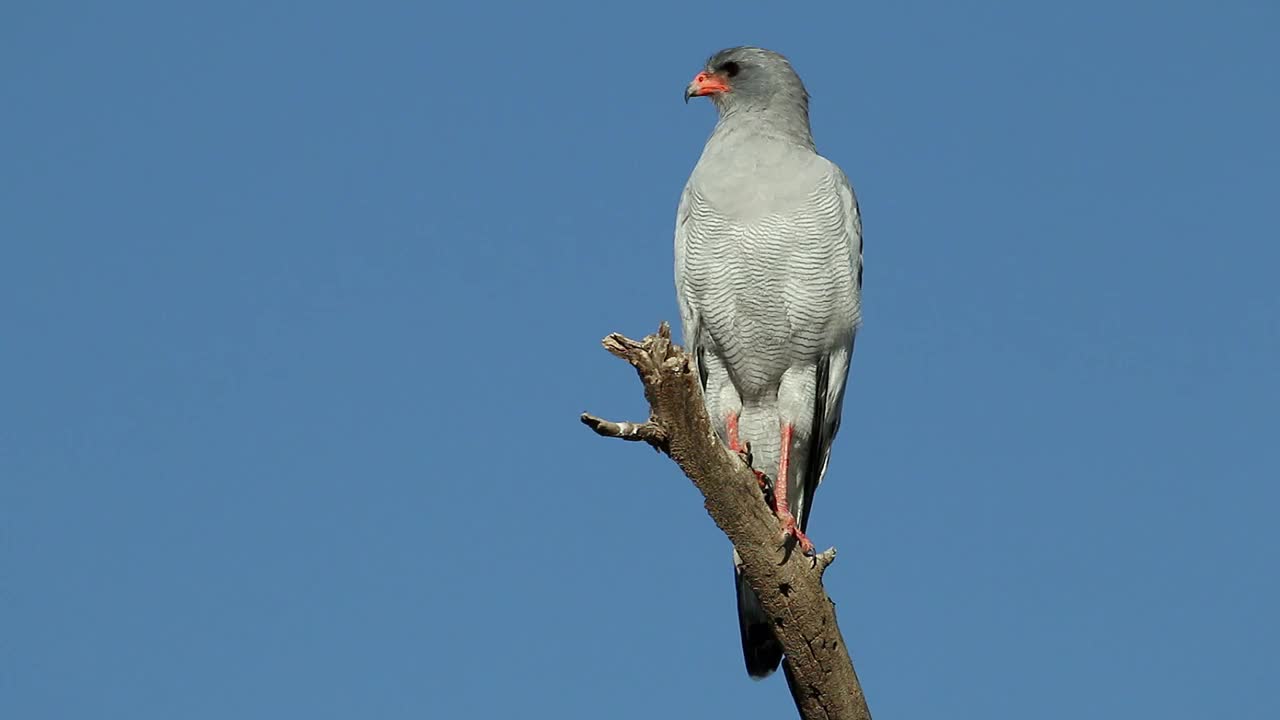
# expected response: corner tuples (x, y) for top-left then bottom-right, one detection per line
(734, 549), (783, 678)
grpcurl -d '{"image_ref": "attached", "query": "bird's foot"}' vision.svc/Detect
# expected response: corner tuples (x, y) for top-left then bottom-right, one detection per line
(732, 441), (774, 501)
(755, 471), (777, 511)
(778, 510), (815, 556)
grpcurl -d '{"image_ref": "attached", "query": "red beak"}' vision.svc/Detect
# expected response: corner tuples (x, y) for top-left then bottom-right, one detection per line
(684, 71), (730, 103)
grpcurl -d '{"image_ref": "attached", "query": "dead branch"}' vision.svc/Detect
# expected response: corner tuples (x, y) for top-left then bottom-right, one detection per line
(581, 323), (871, 720)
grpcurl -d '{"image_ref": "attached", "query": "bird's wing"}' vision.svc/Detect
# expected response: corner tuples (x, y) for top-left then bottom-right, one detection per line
(797, 161), (862, 531)
(673, 182), (710, 390)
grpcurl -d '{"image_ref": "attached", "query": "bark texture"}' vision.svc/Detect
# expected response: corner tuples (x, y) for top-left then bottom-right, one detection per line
(581, 323), (871, 720)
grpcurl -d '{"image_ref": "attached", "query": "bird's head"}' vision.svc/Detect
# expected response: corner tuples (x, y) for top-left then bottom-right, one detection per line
(683, 46), (810, 115)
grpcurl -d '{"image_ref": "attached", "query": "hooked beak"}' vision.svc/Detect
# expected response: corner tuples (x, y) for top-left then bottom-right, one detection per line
(684, 71), (730, 103)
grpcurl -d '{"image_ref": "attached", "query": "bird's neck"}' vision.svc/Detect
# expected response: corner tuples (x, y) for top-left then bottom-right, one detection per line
(710, 105), (816, 152)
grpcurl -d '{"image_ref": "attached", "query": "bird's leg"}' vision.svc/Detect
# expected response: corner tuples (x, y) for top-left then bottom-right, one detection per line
(726, 413), (770, 491)
(775, 423), (814, 555)
(726, 413), (743, 453)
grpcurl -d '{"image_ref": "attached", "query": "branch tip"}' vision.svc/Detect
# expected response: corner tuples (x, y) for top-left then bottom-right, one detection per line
(814, 547), (837, 576)
(579, 413), (667, 448)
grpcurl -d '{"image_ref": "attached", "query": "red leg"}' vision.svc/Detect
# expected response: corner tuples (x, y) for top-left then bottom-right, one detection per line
(727, 413), (769, 491)
(776, 423), (814, 554)
(726, 413), (742, 453)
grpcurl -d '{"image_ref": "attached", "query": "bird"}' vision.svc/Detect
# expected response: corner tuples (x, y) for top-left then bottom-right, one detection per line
(675, 46), (863, 679)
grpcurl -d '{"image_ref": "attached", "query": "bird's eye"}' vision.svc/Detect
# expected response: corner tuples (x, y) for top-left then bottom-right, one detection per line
(720, 61), (741, 77)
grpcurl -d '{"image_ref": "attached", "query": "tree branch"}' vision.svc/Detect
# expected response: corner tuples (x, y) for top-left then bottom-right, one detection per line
(581, 323), (872, 720)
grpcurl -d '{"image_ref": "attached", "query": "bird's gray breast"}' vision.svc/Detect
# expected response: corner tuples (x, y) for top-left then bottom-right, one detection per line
(681, 151), (855, 399)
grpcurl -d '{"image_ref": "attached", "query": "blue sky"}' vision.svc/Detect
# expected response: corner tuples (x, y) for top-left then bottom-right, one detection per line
(3, 2), (1277, 718)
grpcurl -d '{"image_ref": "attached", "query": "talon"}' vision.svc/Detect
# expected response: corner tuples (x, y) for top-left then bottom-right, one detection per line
(757, 471), (776, 511)
(778, 510), (815, 555)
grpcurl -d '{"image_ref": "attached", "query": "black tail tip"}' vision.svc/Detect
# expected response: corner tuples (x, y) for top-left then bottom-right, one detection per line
(742, 623), (783, 679)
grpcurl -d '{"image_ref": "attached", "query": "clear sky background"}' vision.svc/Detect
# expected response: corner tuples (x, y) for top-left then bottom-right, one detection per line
(3, 2), (1277, 718)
